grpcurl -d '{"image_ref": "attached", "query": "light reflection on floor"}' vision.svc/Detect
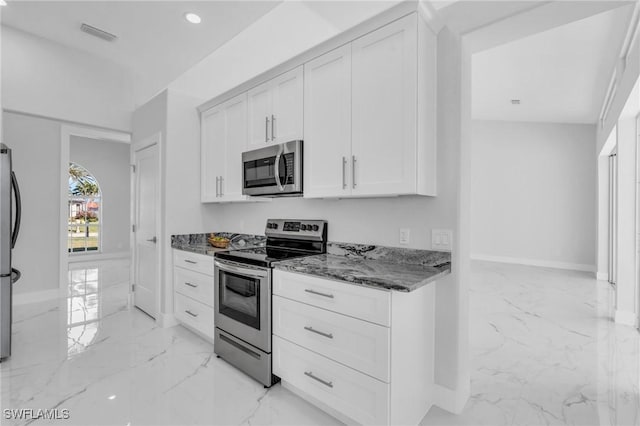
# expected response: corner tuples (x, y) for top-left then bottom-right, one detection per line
(67, 266), (102, 357)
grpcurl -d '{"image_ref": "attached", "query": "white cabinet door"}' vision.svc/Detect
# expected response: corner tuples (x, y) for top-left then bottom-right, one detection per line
(303, 45), (352, 198)
(351, 14), (417, 196)
(200, 106), (225, 202)
(221, 93), (248, 201)
(271, 66), (303, 145)
(247, 82), (271, 150)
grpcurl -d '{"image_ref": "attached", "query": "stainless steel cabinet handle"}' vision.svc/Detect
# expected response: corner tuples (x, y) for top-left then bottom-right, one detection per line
(352, 156), (357, 188)
(304, 371), (333, 388)
(271, 114), (276, 141)
(220, 176), (224, 196)
(265, 116), (270, 143)
(304, 326), (333, 339)
(185, 310), (198, 318)
(184, 260), (197, 264)
(146, 237), (157, 243)
(342, 157), (347, 189)
(184, 282), (198, 288)
(304, 288), (334, 299)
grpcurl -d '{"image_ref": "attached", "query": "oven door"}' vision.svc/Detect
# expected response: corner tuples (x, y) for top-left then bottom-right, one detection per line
(214, 259), (271, 352)
(242, 140), (302, 196)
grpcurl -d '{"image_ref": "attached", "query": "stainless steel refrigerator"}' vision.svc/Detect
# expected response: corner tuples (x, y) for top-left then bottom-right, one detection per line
(0, 143), (21, 361)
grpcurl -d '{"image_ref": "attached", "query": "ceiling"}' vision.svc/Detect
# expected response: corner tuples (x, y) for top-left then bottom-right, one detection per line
(472, 3), (635, 124)
(1, 1), (280, 105)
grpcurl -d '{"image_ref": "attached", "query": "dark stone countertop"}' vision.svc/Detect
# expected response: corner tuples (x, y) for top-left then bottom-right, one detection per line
(170, 232), (266, 256)
(273, 242), (451, 292)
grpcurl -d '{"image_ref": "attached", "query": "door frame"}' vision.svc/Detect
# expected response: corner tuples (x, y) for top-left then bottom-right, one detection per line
(130, 133), (163, 320)
(59, 125), (131, 292)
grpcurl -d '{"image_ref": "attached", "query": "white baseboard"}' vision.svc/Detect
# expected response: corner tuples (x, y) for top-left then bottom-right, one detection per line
(471, 254), (595, 273)
(596, 272), (609, 281)
(615, 310), (638, 327)
(433, 383), (469, 414)
(13, 289), (61, 306)
(68, 251), (130, 264)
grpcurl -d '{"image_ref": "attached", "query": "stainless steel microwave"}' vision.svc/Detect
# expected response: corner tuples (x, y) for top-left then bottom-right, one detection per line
(242, 140), (302, 197)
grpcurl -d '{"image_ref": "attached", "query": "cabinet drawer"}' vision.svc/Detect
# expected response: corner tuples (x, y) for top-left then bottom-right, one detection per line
(273, 270), (390, 326)
(174, 293), (214, 339)
(174, 267), (214, 307)
(274, 296), (389, 382)
(173, 250), (214, 276)
(273, 336), (389, 425)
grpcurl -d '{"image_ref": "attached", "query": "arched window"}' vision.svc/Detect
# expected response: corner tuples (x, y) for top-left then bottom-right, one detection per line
(68, 163), (101, 253)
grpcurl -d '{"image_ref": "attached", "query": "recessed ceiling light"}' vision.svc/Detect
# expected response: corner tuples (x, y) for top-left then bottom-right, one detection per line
(511, 99), (521, 105)
(184, 12), (202, 24)
(0, 1), (8, 6)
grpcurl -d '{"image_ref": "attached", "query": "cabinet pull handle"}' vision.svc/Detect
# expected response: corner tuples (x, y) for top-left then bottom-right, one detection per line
(304, 288), (334, 298)
(271, 114), (276, 141)
(304, 326), (333, 339)
(184, 282), (198, 288)
(265, 116), (270, 143)
(185, 310), (198, 318)
(184, 260), (197, 264)
(352, 156), (357, 188)
(220, 176), (224, 197)
(304, 371), (333, 388)
(342, 157), (347, 189)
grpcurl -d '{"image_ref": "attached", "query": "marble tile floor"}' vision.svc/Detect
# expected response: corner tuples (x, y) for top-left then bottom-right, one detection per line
(0, 259), (638, 425)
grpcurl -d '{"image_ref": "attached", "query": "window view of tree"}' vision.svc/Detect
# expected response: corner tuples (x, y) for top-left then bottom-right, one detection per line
(68, 163), (101, 253)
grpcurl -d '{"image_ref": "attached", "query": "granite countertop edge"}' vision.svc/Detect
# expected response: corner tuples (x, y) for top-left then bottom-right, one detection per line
(272, 253), (451, 293)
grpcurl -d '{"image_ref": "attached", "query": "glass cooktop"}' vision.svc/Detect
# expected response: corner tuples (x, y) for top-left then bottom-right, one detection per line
(214, 246), (316, 268)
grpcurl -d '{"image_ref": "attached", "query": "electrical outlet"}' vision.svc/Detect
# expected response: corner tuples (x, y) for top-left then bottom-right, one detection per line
(432, 229), (453, 251)
(399, 228), (410, 245)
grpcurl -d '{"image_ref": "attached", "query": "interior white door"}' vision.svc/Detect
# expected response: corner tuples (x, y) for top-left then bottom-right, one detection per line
(351, 14), (417, 196)
(304, 45), (352, 198)
(133, 143), (159, 318)
(271, 66), (304, 145)
(247, 82), (271, 150)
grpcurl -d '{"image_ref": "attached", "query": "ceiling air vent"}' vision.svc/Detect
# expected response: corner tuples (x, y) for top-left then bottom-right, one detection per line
(80, 23), (117, 42)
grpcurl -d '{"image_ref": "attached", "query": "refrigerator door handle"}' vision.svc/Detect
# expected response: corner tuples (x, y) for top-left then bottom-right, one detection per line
(11, 171), (21, 249)
(11, 268), (20, 284)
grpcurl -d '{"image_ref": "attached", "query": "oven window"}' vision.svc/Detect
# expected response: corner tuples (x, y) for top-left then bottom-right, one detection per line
(218, 270), (260, 330)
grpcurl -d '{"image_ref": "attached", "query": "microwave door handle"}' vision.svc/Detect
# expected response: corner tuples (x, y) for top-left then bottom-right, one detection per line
(274, 147), (285, 192)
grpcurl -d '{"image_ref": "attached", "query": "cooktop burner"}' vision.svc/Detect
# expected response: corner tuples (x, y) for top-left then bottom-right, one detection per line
(214, 219), (328, 268)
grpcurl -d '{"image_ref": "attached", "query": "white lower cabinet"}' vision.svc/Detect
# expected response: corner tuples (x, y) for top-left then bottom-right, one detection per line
(273, 269), (436, 426)
(173, 250), (215, 342)
(273, 335), (389, 425)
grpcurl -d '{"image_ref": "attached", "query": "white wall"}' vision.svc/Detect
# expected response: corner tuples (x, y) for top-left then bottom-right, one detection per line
(470, 120), (597, 271)
(3, 112), (61, 296)
(70, 136), (130, 256)
(1, 26), (134, 131)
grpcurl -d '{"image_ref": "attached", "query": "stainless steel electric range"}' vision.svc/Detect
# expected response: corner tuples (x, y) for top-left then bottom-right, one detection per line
(213, 219), (327, 387)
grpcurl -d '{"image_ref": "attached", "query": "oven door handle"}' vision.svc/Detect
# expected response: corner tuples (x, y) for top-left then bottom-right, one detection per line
(215, 260), (269, 279)
(274, 146), (285, 192)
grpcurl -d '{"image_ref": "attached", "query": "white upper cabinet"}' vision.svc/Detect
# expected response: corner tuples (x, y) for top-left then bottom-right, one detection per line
(303, 13), (436, 198)
(351, 14), (417, 196)
(201, 93), (251, 203)
(304, 44), (352, 198)
(247, 66), (303, 150)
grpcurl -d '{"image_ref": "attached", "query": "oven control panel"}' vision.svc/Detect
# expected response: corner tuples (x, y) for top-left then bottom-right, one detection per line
(265, 219), (327, 241)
